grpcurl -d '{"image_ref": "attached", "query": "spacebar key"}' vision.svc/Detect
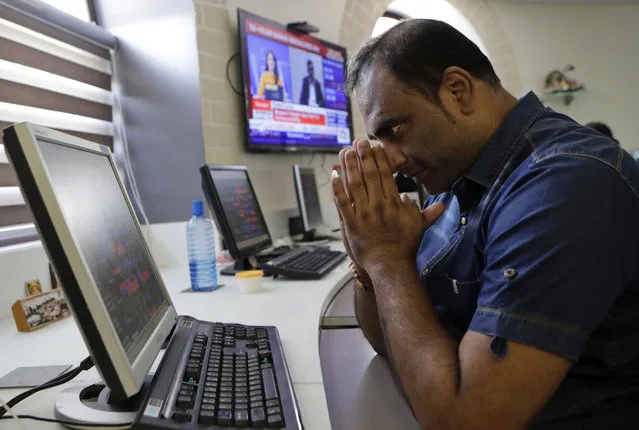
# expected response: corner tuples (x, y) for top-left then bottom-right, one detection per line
(261, 367), (279, 401)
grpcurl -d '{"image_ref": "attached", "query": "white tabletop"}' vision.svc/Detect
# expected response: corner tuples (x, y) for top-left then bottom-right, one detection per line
(0, 242), (351, 429)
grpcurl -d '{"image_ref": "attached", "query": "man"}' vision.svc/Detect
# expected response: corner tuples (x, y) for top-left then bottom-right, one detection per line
(332, 19), (639, 429)
(299, 60), (324, 107)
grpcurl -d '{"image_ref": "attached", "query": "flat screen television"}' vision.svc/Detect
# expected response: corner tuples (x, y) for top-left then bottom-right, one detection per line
(237, 9), (354, 153)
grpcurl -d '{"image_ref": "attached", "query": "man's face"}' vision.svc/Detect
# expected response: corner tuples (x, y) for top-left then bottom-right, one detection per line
(355, 65), (482, 195)
(307, 63), (314, 80)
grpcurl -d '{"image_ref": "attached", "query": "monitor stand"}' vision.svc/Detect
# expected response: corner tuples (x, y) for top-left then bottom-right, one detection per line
(53, 376), (152, 429)
(295, 228), (335, 244)
(220, 256), (258, 276)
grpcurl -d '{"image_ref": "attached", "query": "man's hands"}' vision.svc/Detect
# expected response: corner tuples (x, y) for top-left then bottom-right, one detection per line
(333, 140), (445, 274)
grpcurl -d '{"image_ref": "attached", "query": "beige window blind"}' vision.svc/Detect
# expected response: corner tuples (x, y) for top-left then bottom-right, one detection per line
(0, 0), (115, 247)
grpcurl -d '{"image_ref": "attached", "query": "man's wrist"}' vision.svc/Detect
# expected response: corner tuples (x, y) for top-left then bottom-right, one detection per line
(366, 259), (417, 287)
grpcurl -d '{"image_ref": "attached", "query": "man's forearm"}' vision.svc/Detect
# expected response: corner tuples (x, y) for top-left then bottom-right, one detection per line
(369, 261), (460, 428)
(354, 284), (387, 356)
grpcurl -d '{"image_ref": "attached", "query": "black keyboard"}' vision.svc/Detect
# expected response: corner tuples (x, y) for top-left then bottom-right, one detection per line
(135, 318), (301, 429)
(263, 246), (347, 280)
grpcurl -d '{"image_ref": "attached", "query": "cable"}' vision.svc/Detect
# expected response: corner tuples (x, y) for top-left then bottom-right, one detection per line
(0, 415), (132, 428)
(0, 357), (93, 418)
(307, 152), (316, 167)
(0, 398), (25, 430)
(319, 153), (331, 186)
(226, 53), (242, 97)
(110, 55), (151, 226)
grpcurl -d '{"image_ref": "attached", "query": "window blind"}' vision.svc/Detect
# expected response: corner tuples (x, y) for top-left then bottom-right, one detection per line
(0, 0), (116, 247)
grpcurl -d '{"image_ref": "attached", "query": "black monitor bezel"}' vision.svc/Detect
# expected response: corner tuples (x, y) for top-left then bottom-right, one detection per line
(199, 164), (273, 260)
(237, 8), (355, 154)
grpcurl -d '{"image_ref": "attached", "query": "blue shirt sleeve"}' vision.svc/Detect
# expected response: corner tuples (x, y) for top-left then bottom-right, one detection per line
(469, 155), (639, 361)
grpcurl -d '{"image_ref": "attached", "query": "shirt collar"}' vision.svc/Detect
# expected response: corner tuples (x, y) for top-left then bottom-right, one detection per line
(460, 91), (545, 190)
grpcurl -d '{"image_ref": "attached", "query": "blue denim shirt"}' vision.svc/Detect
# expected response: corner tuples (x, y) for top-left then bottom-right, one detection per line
(418, 92), (639, 427)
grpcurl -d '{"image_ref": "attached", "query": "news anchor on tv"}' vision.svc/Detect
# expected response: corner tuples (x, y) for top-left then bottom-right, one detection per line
(299, 60), (324, 107)
(257, 51), (286, 101)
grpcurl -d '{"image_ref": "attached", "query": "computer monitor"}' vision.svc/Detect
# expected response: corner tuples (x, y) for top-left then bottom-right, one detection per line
(292, 165), (324, 241)
(2, 123), (177, 406)
(199, 164), (273, 275)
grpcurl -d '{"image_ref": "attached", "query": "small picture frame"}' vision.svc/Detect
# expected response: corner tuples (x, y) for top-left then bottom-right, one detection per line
(24, 279), (42, 297)
(11, 289), (71, 332)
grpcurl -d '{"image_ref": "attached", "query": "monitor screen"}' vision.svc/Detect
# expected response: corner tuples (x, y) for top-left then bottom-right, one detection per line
(293, 165), (323, 231)
(37, 139), (170, 362)
(201, 165), (272, 258)
(238, 9), (354, 153)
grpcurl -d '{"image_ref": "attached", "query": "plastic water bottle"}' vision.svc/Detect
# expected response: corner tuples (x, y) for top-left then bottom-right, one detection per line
(187, 200), (218, 291)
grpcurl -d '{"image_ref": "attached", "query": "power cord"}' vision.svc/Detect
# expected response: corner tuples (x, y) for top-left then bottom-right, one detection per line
(0, 398), (25, 429)
(226, 53), (242, 97)
(318, 153), (331, 186)
(0, 356), (94, 418)
(0, 415), (131, 428)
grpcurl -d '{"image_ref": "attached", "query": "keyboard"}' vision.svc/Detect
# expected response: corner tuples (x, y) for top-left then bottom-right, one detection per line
(135, 317), (301, 429)
(263, 246), (347, 280)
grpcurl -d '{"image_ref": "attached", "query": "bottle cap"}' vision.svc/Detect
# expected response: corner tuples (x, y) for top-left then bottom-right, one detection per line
(192, 200), (204, 216)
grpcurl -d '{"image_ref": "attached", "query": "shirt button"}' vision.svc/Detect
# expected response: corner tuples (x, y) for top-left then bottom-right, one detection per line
(503, 268), (517, 279)
(461, 217), (468, 226)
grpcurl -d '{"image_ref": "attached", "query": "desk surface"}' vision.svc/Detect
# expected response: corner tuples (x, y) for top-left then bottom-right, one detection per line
(0, 241), (351, 429)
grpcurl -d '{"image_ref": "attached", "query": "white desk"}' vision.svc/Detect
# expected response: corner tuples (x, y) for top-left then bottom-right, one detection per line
(0, 243), (351, 429)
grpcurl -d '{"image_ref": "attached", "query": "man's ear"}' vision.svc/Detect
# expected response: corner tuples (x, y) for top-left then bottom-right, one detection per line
(441, 66), (475, 115)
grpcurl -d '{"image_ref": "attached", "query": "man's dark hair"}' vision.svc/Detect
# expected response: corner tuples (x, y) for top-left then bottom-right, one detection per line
(586, 121), (619, 144)
(345, 19), (500, 102)
(307, 60), (313, 67)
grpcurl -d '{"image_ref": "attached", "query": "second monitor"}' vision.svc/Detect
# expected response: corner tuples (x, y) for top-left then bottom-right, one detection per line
(292, 165), (333, 242)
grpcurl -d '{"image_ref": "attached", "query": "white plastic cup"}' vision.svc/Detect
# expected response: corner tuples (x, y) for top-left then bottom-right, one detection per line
(235, 270), (264, 293)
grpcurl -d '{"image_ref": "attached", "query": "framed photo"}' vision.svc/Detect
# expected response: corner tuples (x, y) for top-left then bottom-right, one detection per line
(11, 289), (71, 332)
(24, 279), (42, 296)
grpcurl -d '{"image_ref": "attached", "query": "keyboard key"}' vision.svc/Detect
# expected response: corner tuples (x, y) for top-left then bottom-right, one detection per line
(198, 410), (216, 425)
(178, 389), (193, 397)
(267, 406), (281, 416)
(204, 386), (217, 393)
(235, 389), (248, 397)
(235, 397), (248, 404)
(249, 370), (260, 378)
(249, 375), (261, 383)
(218, 402), (233, 410)
(250, 394), (264, 403)
(265, 399), (279, 408)
(249, 379), (261, 388)
(172, 409), (191, 422)
(203, 392), (217, 400)
(261, 363), (273, 370)
(201, 403), (216, 412)
(268, 414), (284, 428)
(251, 401), (264, 409)
(202, 398), (216, 406)
(217, 410), (233, 426)
(175, 395), (192, 409)
(262, 368), (279, 401)
(221, 371), (233, 378)
(235, 409), (250, 427)
(251, 407), (267, 427)
(235, 381), (248, 389)
(220, 386), (232, 393)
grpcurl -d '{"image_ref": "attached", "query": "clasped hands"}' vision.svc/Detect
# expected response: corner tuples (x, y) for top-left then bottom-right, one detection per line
(332, 140), (445, 278)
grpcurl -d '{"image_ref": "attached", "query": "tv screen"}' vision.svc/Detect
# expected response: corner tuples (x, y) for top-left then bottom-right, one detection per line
(237, 9), (354, 153)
